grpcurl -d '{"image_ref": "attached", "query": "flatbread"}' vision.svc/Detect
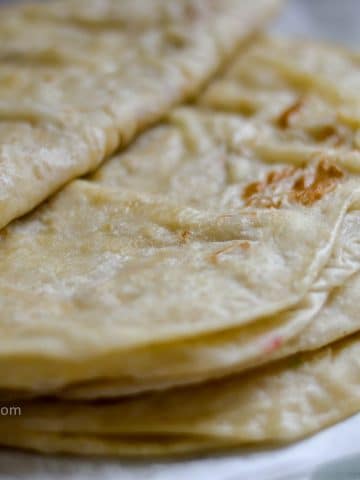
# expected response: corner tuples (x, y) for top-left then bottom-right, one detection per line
(0, 34), (359, 396)
(41, 35), (360, 398)
(57, 206), (360, 398)
(0, 35), (360, 458)
(199, 36), (360, 173)
(0, 0), (280, 230)
(0, 431), (223, 458)
(0, 171), (355, 393)
(1, 275), (360, 457)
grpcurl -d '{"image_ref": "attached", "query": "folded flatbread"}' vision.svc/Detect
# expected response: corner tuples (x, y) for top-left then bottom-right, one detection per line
(0, 32), (360, 458)
(57, 204), (360, 398)
(0, 0), (280, 230)
(53, 35), (360, 398)
(56, 35), (360, 398)
(0, 36), (359, 399)
(1, 274), (360, 457)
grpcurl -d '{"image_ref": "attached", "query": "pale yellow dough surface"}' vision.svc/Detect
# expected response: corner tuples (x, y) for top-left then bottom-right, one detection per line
(1, 276), (360, 457)
(0, 0), (280, 229)
(0, 35), (360, 458)
(0, 36), (359, 397)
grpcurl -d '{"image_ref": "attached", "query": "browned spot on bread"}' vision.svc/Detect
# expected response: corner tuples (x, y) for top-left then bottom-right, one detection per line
(179, 230), (191, 245)
(293, 175), (305, 191)
(243, 167), (297, 206)
(311, 124), (338, 142)
(242, 160), (344, 209)
(289, 160), (344, 206)
(239, 241), (251, 250)
(243, 165), (296, 208)
(277, 96), (305, 129)
(242, 181), (265, 200)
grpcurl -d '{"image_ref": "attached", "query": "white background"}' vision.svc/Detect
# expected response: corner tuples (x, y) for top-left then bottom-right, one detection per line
(0, 1), (359, 479)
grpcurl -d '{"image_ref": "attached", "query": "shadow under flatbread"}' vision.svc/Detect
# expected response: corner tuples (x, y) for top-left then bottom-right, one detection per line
(312, 453), (360, 480)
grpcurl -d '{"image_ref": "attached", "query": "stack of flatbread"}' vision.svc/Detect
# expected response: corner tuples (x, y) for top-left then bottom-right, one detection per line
(0, 0), (360, 458)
